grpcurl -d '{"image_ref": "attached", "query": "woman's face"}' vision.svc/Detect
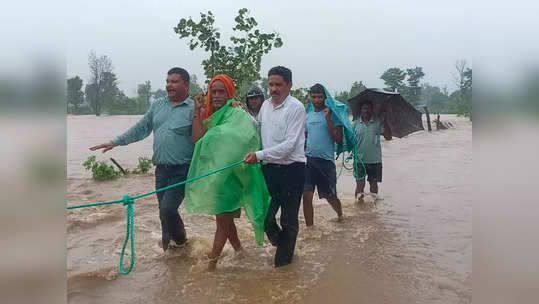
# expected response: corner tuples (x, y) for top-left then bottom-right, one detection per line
(210, 80), (229, 111)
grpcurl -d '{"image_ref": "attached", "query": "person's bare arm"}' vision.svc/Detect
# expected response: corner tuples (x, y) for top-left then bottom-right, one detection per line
(192, 93), (206, 143)
(89, 141), (116, 153)
(325, 108), (343, 143)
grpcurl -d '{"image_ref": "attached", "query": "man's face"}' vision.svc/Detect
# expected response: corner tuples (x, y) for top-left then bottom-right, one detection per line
(361, 104), (373, 118)
(310, 93), (326, 110)
(269, 75), (292, 103)
(166, 74), (188, 101)
(247, 96), (263, 114)
(210, 80), (229, 110)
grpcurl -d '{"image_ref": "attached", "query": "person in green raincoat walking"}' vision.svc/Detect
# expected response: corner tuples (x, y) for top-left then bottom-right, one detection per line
(188, 74), (270, 270)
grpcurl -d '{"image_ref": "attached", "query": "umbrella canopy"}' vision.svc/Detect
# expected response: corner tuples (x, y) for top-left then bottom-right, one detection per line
(348, 88), (424, 138)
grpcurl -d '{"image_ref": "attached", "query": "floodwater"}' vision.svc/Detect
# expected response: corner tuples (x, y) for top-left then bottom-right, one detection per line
(67, 114), (472, 303)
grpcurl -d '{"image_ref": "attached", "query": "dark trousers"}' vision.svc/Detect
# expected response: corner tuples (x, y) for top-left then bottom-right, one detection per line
(155, 164), (189, 245)
(262, 162), (305, 267)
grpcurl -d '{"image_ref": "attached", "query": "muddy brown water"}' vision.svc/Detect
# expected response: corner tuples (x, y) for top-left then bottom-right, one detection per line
(67, 114), (471, 303)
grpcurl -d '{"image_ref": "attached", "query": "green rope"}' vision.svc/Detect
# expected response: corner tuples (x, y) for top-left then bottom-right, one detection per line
(337, 147), (366, 180)
(120, 195), (134, 274)
(66, 159), (245, 275)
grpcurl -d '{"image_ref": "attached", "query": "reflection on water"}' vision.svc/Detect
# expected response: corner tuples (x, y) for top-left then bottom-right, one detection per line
(67, 114), (471, 303)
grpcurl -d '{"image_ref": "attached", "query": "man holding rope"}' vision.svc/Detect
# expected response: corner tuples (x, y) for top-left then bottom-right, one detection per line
(244, 66), (306, 267)
(89, 67), (194, 252)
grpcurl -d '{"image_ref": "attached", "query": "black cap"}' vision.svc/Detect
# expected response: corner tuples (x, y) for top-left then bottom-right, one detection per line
(246, 87), (264, 98)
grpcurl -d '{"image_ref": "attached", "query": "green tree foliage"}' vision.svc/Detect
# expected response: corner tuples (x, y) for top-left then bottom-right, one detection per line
(451, 60), (472, 119)
(259, 77), (269, 97)
(380, 67), (425, 106)
(420, 83), (450, 113)
(380, 67), (406, 92)
(402, 67), (425, 105)
(101, 72), (120, 108)
(67, 76), (87, 114)
(174, 8), (283, 99)
(152, 89), (167, 102)
(290, 88), (310, 106)
(335, 81), (367, 102)
(188, 74), (204, 97)
(104, 91), (138, 115)
(67, 76), (84, 114)
(137, 80), (152, 113)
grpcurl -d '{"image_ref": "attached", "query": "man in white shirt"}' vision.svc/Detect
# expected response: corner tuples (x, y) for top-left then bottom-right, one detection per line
(244, 66), (306, 267)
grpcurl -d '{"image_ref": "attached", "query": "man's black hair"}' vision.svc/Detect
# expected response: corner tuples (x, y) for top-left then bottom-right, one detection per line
(167, 67), (190, 83)
(268, 66), (292, 83)
(309, 83), (326, 97)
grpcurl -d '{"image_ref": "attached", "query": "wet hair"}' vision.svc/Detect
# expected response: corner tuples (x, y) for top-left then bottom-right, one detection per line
(167, 67), (190, 83)
(268, 66), (292, 83)
(309, 83), (326, 97)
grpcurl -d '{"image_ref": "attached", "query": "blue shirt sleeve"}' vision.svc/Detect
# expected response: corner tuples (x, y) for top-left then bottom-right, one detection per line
(113, 104), (154, 146)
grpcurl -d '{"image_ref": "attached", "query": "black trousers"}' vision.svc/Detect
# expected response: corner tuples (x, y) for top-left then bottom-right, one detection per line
(262, 162), (305, 267)
(155, 164), (189, 246)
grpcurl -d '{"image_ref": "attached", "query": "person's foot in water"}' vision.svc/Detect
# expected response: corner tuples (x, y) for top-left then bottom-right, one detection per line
(162, 236), (187, 252)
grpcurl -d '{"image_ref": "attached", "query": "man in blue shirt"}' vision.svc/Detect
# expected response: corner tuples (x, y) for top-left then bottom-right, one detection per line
(89, 67), (195, 251)
(302, 83), (344, 226)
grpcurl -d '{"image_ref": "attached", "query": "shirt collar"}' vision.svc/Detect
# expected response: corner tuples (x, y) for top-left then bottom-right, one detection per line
(359, 117), (375, 125)
(272, 95), (290, 110)
(168, 97), (192, 107)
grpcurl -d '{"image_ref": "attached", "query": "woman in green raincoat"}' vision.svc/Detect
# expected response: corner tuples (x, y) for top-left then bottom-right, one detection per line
(188, 74), (270, 269)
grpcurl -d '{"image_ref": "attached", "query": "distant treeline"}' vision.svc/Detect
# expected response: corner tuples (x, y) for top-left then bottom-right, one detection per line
(68, 7), (471, 119)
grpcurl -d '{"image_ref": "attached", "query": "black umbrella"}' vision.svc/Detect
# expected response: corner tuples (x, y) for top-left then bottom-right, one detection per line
(348, 88), (424, 138)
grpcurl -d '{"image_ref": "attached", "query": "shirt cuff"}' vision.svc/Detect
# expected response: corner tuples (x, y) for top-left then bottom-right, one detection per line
(112, 137), (123, 146)
(255, 151), (265, 162)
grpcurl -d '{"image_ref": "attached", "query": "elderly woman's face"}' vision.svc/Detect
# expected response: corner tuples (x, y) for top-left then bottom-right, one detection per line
(211, 80), (229, 111)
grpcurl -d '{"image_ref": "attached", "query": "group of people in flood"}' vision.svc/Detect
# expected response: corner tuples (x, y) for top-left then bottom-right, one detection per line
(90, 65), (391, 270)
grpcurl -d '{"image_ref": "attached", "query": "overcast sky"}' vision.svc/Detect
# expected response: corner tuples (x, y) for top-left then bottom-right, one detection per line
(59, 0), (478, 96)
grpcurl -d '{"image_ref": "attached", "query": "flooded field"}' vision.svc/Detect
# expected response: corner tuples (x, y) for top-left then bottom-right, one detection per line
(67, 114), (471, 303)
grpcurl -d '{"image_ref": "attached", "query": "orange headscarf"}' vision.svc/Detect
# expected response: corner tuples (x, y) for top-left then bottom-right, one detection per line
(202, 74), (236, 120)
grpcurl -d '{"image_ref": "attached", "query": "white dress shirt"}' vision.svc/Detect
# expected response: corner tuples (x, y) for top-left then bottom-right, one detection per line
(255, 95), (306, 165)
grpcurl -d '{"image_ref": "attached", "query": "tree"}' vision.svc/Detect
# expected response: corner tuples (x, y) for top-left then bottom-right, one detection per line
(67, 76), (84, 113)
(334, 81), (367, 102)
(420, 83), (450, 113)
(152, 89), (167, 101)
(380, 67), (406, 92)
(88, 51), (114, 115)
(188, 74), (203, 97)
(451, 60), (472, 119)
(174, 8), (283, 98)
(101, 72), (120, 112)
(106, 91), (139, 115)
(137, 80), (152, 113)
(453, 60), (467, 91)
(334, 90), (349, 102)
(259, 77), (269, 97)
(349, 81), (367, 98)
(402, 67), (425, 105)
(84, 83), (98, 113)
(290, 88), (309, 107)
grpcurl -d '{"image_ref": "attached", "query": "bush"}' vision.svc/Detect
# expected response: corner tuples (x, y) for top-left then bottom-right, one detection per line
(83, 156), (153, 180)
(83, 156), (120, 181)
(134, 157), (152, 174)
